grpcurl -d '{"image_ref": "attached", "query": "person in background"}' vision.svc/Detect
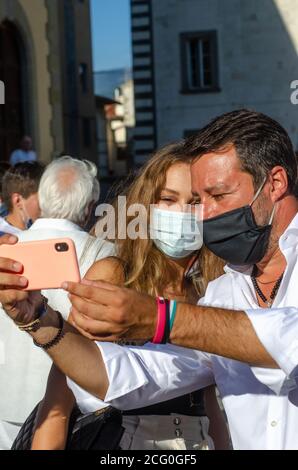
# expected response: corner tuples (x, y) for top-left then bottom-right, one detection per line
(9, 136), (37, 167)
(0, 156), (114, 450)
(0, 161), (11, 217)
(0, 162), (44, 236)
(31, 143), (229, 451)
(18, 156), (115, 317)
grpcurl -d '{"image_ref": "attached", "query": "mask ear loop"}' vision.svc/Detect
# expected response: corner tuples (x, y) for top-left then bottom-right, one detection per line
(250, 177), (267, 206)
(268, 204), (276, 225)
(250, 176), (276, 226)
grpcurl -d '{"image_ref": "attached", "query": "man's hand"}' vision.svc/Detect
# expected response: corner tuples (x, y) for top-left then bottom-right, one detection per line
(63, 279), (157, 342)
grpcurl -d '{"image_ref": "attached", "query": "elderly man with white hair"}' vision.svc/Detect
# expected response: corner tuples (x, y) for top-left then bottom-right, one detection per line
(19, 156), (114, 316)
(0, 156), (114, 449)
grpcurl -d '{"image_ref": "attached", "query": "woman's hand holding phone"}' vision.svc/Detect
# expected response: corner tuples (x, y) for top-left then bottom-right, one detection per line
(0, 234), (33, 324)
(4, 290), (44, 326)
(0, 238), (80, 291)
(0, 235), (80, 325)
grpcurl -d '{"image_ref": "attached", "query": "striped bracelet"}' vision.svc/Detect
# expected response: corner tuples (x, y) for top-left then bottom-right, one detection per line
(152, 298), (177, 344)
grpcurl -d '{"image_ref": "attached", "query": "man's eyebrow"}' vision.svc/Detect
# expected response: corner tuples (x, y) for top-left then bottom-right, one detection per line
(204, 183), (231, 192)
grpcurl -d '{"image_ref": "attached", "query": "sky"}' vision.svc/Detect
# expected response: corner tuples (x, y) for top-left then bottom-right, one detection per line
(91, 0), (132, 72)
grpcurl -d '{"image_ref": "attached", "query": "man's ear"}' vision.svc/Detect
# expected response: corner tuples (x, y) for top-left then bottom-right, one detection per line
(268, 166), (289, 202)
(11, 193), (22, 209)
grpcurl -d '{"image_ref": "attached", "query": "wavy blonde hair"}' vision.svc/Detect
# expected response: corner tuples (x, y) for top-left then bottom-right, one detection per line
(97, 142), (224, 297)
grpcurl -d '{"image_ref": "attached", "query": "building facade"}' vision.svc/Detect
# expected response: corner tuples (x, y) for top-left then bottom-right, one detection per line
(95, 69), (135, 182)
(131, 0), (298, 166)
(0, 0), (97, 164)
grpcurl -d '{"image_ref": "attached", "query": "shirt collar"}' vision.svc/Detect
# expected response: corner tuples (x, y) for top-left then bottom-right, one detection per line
(223, 211), (298, 275)
(278, 211), (298, 251)
(29, 218), (84, 233)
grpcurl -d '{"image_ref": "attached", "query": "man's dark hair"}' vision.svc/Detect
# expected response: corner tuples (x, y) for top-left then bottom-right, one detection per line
(2, 161), (44, 210)
(183, 109), (297, 193)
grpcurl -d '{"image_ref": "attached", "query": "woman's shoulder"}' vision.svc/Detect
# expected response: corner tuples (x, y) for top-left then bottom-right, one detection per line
(85, 256), (126, 285)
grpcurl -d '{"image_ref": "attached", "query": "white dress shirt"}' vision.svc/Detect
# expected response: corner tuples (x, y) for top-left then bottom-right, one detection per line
(0, 218), (115, 428)
(67, 213), (298, 450)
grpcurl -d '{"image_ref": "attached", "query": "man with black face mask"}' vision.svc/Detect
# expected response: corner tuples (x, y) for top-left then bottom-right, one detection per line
(1, 110), (298, 449)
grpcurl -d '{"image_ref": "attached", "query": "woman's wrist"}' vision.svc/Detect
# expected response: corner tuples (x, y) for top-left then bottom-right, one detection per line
(15, 295), (48, 332)
(29, 306), (61, 344)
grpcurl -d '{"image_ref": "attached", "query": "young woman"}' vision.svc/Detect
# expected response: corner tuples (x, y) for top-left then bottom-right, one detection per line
(31, 143), (229, 450)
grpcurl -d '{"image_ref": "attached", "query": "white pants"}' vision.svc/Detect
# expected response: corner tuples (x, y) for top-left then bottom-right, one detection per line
(120, 415), (214, 450)
(0, 420), (22, 450)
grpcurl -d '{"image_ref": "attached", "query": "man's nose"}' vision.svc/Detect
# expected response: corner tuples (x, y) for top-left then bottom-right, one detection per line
(202, 204), (217, 220)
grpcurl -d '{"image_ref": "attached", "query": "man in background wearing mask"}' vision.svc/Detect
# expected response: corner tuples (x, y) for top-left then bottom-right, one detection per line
(0, 162), (44, 235)
(1, 110), (298, 449)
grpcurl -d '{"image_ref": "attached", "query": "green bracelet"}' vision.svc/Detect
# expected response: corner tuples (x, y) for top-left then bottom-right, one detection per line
(169, 300), (177, 331)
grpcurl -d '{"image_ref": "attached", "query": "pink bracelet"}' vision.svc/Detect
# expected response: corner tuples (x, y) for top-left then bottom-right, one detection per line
(152, 297), (167, 344)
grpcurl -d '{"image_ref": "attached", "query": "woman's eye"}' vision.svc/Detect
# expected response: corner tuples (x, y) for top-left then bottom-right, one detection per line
(160, 197), (175, 202)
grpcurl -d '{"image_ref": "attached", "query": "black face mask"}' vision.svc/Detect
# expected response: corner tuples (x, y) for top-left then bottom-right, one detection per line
(203, 179), (275, 265)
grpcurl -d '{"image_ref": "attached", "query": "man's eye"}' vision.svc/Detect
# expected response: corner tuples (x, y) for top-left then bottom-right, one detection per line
(213, 194), (224, 201)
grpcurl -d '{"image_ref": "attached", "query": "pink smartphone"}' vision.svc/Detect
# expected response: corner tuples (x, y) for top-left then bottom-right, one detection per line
(0, 238), (81, 290)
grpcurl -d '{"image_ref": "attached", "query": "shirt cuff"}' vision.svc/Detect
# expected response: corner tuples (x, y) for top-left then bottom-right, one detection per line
(67, 341), (149, 413)
(67, 342), (214, 414)
(245, 307), (298, 394)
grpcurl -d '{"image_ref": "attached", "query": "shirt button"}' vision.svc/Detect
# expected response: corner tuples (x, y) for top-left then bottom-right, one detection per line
(175, 429), (182, 437)
(174, 417), (181, 425)
(271, 420), (278, 427)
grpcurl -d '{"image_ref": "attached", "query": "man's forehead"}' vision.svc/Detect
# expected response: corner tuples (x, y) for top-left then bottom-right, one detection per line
(191, 148), (240, 169)
(190, 151), (248, 193)
(192, 147), (241, 171)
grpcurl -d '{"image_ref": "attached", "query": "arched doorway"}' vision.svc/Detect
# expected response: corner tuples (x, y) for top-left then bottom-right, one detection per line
(0, 20), (25, 161)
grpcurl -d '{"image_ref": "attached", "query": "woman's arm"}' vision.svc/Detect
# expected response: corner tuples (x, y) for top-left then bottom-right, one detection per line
(30, 259), (125, 400)
(31, 258), (126, 450)
(31, 364), (75, 450)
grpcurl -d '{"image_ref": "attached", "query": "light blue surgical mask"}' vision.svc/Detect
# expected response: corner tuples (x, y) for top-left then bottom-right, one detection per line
(150, 207), (203, 259)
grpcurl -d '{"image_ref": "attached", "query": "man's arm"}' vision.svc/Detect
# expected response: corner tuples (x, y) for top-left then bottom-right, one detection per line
(64, 280), (278, 368)
(171, 303), (277, 368)
(0, 234), (280, 373)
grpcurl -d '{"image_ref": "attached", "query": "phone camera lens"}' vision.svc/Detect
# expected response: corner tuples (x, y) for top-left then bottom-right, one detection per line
(55, 243), (69, 252)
